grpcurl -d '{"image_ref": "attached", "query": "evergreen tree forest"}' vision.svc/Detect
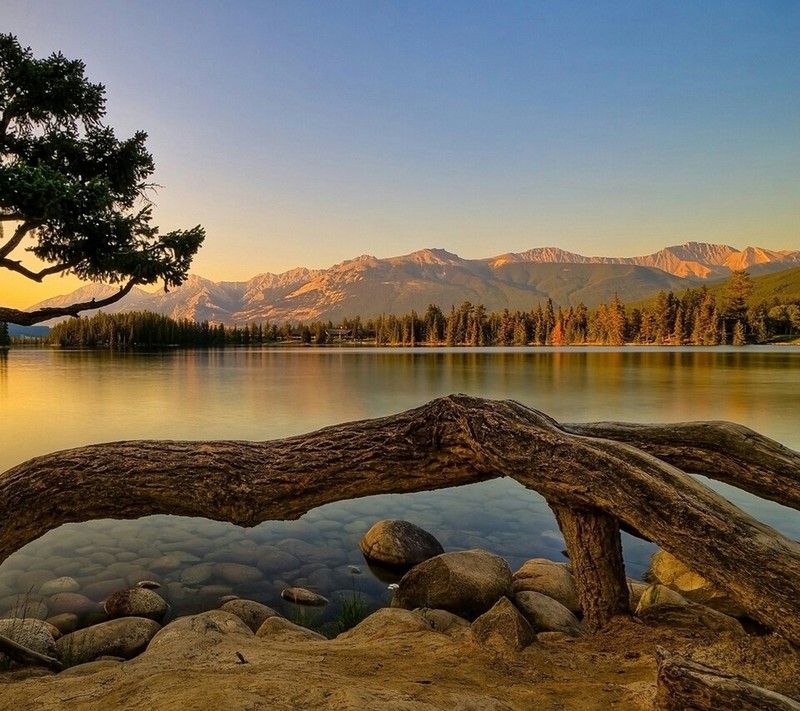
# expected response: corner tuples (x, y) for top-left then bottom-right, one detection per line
(40, 271), (800, 349)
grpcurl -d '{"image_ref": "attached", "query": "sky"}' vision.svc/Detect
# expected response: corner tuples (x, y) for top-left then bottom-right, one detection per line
(2, 0), (799, 308)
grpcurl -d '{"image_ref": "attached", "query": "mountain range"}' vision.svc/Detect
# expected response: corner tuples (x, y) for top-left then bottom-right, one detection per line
(27, 242), (800, 325)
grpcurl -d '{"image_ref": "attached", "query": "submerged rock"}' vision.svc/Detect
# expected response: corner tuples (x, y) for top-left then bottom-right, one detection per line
(359, 520), (444, 568)
(391, 549), (512, 620)
(39, 577), (80, 596)
(281, 587), (329, 607)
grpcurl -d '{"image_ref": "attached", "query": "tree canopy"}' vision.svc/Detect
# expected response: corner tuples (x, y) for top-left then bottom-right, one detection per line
(0, 34), (204, 326)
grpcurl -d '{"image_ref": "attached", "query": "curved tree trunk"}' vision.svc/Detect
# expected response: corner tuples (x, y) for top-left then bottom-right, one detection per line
(1, 395), (799, 644)
(564, 420), (800, 511)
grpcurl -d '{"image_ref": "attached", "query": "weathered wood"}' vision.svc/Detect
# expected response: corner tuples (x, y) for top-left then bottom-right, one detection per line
(0, 633), (62, 670)
(564, 420), (800, 511)
(1, 395), (800, 646)
(551, 504), (630, 631)
(655, 648), (800, 710)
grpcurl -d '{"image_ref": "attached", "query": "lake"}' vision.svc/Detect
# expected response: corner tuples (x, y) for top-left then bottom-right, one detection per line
(1, 346), (798, 632)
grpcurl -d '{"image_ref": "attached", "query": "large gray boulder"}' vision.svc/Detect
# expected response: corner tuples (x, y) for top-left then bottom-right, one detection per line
(471, 597), (536, 656)
(647, 550), (747, 617)
(55, 617), (161, 666)
(360, 520), (444, 568)
(391, 549), (512, 620)
(513, 591), (582, 637)
(512, 559), (581, 615)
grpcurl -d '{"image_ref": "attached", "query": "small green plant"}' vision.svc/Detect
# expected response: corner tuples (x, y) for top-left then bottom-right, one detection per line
(332, 587), (369, 635)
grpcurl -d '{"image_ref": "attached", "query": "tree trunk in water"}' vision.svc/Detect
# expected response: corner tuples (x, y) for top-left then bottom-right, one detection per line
(551, 504), (630, 631)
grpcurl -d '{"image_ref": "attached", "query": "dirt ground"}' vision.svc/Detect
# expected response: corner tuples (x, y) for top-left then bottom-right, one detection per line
(1, 609), (798, 710)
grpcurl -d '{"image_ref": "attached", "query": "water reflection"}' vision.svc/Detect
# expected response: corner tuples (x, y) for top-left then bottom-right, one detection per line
(0, 346), (797, 631)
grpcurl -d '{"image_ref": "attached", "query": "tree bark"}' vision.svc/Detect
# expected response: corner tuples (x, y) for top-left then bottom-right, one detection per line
(564, 420), (800, 511)
(551, 504), (630, 631)
(0, 634), (62, 670)
(655, 648), (800, 710)
(1, 395), (799, 646)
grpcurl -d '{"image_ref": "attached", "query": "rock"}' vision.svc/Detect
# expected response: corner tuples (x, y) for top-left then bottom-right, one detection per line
(57, 659), (123, 677)
(255, 547), (301, 574)
(514, 591), (582, 636)
(359, 520), (445, 568)
(338, 608), (433, 641)
(146, 611), (252, 656)
(281, 587), (329, 607)
(627, 580), (649, 609)
(104, 588), (168, 621)
(55, 617), (161, 666)
(47, 593), (98, 618)
(39, 577), (80, 596)
(212, 563), (262, 586)
(635, 584), (689, 614)
(2, 596), (49, 620)
(471, 597), (536, 656)
(46, 613), (79, 636)
(647, 550), (747, 617)
(81, 578), (128, 602)
(255, 616), (326, 641)
(220, 599), (281, 633)
(13, 570), (53, 591)
(136, 580), (161, 590)
(512, 559), (581, 616)
(638, 602), (746, 636)
(0, 618), (56, 667)
(391, 549), (512, 620)
(180, 563), (215, 587)
(416, 608), (471, 636)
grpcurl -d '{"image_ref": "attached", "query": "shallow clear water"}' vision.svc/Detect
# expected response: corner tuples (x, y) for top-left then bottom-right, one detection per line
(1, 346), (798, 630)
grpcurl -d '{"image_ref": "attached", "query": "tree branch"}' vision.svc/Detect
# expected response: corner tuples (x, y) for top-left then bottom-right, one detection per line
(0, 633), (62, 670)
(0, 258), (74, 282)
(0, 278), (139, 326)
(563, 420), (800, 512)
(0, 213), (26, 222)
(0, 220), (38, 260)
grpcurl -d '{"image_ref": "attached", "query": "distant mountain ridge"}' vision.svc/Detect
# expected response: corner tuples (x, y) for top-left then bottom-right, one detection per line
(26, 242), (800, 325)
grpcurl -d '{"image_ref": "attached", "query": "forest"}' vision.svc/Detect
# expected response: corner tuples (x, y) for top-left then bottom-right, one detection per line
(14, 270), (800, 349)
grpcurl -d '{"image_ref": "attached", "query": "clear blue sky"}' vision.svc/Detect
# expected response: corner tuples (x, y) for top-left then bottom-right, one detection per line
(3, 1), (799, 304)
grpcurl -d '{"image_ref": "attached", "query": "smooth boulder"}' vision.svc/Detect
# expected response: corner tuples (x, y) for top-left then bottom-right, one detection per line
(55, 617), (161, 666)
(391, 549), (512, 620)
(360, 520), (444, 568)
(647, 550), (747, 617)
(104, 588), (168, 621)
(514, 590), (582, 637)
(512, 559), (581, 616)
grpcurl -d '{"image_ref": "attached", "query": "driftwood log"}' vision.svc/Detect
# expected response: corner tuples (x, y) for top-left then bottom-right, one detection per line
(0, 633), (62, 670)
(655, 648), (800, 710)
(1, 395), (799, 645)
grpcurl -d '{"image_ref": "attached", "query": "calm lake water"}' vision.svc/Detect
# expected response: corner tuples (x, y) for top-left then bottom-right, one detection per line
(1, 346), (798, 631)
